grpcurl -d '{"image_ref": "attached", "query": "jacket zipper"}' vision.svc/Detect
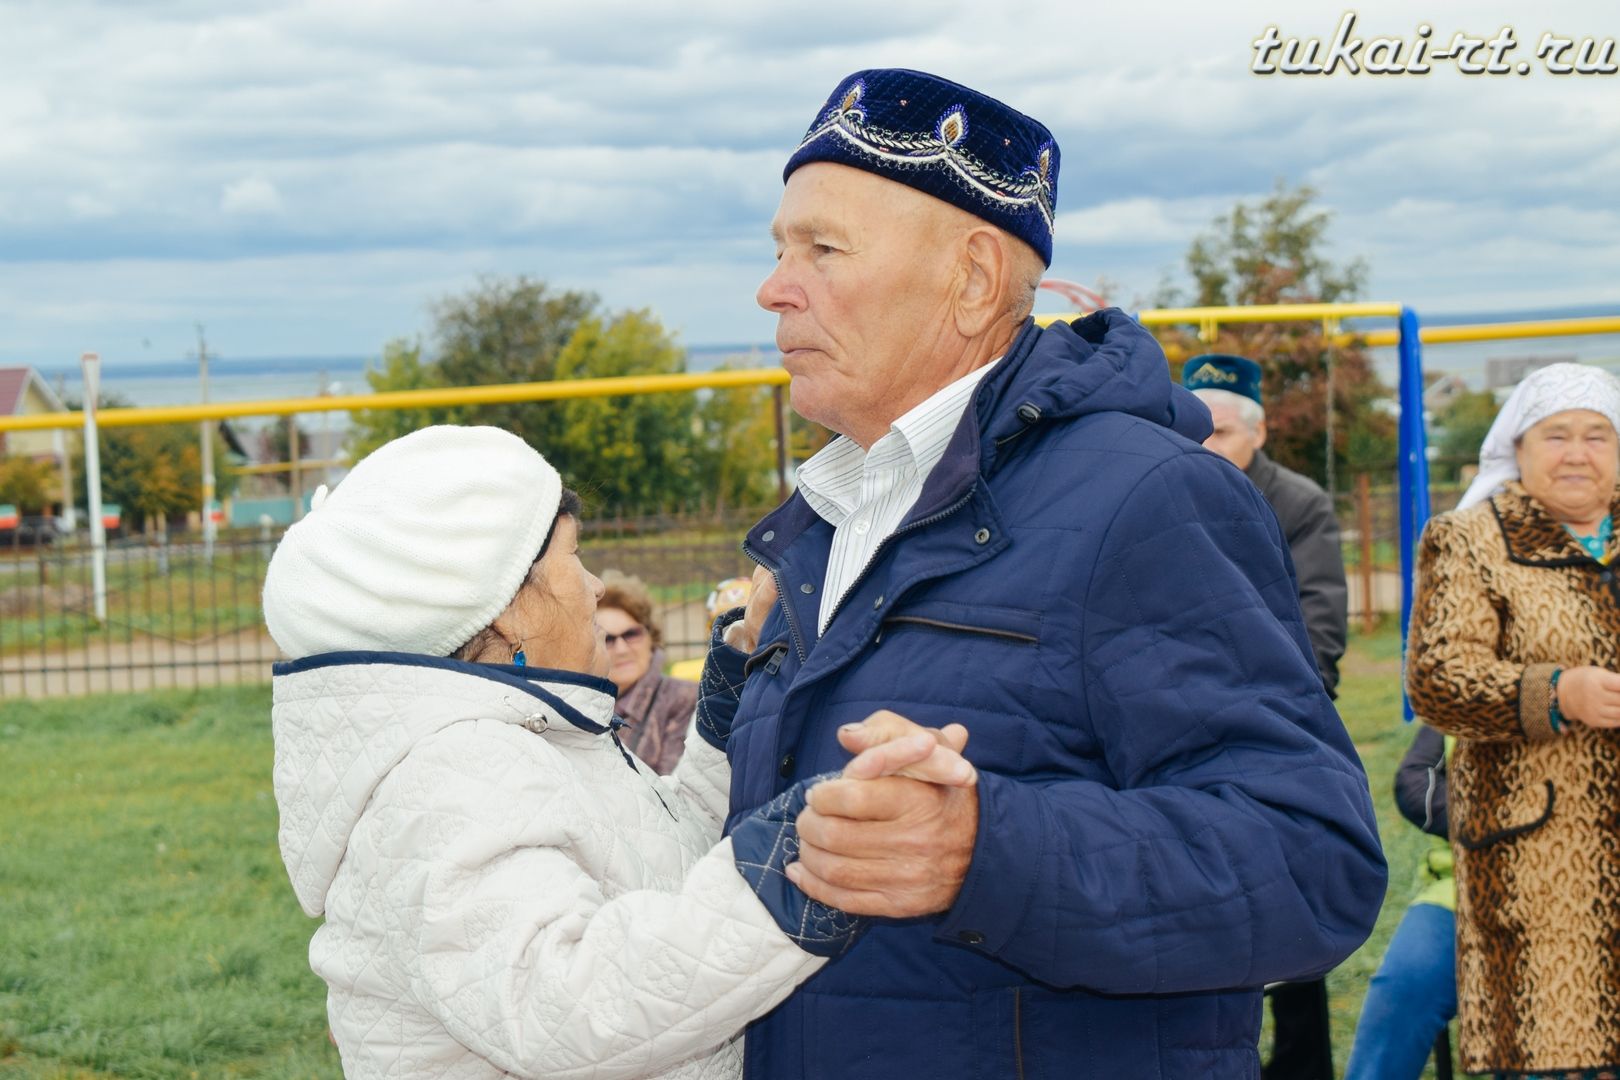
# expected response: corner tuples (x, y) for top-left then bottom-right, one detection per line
(1013, 987), (1026, 1080)
(742, 544), (810, 664)
(819, 486), (978, 632)
(879, 614), (1037, 645)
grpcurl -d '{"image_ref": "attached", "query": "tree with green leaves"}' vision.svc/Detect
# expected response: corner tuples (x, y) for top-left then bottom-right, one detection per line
(0, 455), (59, 513)
(350, 277), (785, 517)
(1157, 181), (1395, 488)
(1433, 389), (1501, 482)
(66, 394), (239, 532)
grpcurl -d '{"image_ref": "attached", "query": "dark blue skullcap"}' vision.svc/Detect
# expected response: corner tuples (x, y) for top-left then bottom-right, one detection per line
(784, 69), (1059, 266)
(1183, 354), (1265, 406)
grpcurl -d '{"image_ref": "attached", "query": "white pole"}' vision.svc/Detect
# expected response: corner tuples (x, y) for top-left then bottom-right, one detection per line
(198, 325), (215, 563)
(80, 351), (107, 624)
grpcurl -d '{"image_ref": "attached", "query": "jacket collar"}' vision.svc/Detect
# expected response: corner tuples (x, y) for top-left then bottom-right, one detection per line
(273, 650), (620, 734)
(1489, 482), (1620, 567)
(748, 308), (1208, 569)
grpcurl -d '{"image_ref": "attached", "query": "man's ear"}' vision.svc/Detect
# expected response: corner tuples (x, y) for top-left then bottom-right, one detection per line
(952, 227), (1008, 338)
(1254, 416), (1268, 451)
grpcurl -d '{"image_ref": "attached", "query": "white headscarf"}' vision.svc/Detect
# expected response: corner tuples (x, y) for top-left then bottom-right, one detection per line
(1456, 362), (1620, 510)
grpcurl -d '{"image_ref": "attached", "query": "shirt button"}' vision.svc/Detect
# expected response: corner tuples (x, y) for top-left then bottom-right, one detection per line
(957, 930), (985, 945)
(853, 520), (869, 534)
(974, 528), (991, 545)
(779, 753), (796, 777)
(800, 582), (815, 594)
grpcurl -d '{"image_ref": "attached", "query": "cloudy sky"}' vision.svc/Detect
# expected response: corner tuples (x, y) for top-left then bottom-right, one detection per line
(0, 0), (1615, 367)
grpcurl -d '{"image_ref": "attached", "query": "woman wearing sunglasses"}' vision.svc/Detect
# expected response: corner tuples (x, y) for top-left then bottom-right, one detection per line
(597, 573), (698, 774)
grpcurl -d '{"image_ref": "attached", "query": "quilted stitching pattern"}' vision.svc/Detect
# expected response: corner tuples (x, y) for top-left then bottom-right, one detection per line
(272, 659), (826, 1078)
(730, 774), (868, 957)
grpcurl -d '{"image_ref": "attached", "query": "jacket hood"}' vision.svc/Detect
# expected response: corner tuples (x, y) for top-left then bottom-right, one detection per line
(269, 651), (618, 917)
(979, 309), (1211, 451)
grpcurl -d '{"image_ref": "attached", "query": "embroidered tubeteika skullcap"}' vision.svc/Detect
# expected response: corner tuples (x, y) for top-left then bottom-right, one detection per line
(1183, 354), (1265, 406)
(262, 425), (563, 660)
(784, 68), (1060, 266)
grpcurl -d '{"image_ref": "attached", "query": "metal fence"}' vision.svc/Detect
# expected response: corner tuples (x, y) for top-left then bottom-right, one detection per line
(1, 485), (1471, 700)
(0, 510), (763, 699)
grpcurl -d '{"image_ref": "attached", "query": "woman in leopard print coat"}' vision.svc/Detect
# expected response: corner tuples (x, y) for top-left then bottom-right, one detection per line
(1407, 365), (1620, 1078)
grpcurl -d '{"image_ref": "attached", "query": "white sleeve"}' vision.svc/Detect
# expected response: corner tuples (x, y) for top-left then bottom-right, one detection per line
(383, 724), (822, 1080)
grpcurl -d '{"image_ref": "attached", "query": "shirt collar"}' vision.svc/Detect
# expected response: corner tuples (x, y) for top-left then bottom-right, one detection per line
(798, 358), (1000, 526)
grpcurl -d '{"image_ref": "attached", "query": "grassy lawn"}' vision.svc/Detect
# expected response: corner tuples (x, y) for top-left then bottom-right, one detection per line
(1, 623), (1434, 1078)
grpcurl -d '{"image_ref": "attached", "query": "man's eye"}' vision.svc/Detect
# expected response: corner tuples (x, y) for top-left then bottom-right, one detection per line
(812, 243), (838, 256)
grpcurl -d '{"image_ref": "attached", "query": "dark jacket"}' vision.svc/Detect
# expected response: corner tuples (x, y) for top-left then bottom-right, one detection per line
(724, 311), (1387, 1080)
(1394, 723), (1449, 839)
(1245, 450), (1348, 696)
(615, 652), (699, 775)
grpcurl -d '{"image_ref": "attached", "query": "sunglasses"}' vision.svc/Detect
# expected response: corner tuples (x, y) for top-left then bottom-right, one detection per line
(603, 625), (648, 648)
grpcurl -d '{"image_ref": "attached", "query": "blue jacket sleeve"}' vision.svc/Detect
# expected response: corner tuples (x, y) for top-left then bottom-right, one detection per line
(935, 451), (1386, 993)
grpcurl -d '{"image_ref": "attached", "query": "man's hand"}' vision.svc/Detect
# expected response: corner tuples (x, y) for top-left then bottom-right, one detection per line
(725, 565), (777, 654)
(1558, 665), (1620, 728)
(786, 710), (979, 917)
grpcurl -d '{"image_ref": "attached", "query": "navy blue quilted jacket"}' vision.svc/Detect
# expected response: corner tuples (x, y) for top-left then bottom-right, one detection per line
(724, 311), (1386, 1079)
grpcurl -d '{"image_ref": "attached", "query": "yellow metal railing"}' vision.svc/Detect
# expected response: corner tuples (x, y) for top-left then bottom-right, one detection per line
(0, 367), (791, 434)
(4, 308), (1616, 437)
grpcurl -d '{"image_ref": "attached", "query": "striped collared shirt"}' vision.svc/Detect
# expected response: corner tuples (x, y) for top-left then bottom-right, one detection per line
(798, 359), (999, 633)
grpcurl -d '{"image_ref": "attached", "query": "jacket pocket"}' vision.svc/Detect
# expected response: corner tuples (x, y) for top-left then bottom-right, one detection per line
(1456, 779), (1555, 850)
(880, 600), (1042, 646)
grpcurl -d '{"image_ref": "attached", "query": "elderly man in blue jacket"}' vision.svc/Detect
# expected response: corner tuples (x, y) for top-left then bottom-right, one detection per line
(709, 68), (1386, 1079)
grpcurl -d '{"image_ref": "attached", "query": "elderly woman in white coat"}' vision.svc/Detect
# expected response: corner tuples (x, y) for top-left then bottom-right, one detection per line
(262, 426), (971, 1080)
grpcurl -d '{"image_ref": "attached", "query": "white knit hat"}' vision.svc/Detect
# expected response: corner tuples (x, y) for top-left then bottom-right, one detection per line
(262, 425), (563, 659)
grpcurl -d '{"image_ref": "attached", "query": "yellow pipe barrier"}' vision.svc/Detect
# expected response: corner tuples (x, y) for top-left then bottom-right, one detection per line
(5, 309), (1614, 437)
(1034, 301), (1404, 331)
(1345, 315), (1620, 349)
(233, 458), (346, 476)
(0, 366), (791, 434)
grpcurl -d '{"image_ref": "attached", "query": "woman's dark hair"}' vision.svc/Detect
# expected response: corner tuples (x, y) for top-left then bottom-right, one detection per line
(451, 486), (583, 662)
(538, 487), (584, 561)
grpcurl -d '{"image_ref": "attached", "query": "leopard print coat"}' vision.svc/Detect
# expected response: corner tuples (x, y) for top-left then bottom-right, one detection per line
(1407, 482), (1620, 1075)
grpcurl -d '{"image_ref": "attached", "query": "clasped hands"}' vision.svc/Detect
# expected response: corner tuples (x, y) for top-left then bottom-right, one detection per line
(732, 566), (979, 919)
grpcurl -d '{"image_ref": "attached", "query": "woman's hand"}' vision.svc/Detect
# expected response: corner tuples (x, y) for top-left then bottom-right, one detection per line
(1556, 666), (1620, 728)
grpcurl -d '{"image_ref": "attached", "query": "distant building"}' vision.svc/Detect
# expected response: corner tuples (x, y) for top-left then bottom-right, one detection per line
(1486, 355), (1577, 391)
(1422, 373), (1469, 415)
(0, 366), (75, 523)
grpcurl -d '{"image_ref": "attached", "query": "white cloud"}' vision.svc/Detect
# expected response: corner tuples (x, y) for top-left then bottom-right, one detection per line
(220, 175), (285, 216)
(0, 0), (1613, 360)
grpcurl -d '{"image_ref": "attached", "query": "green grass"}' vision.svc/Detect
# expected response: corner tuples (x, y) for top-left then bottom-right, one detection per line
(0, 624), (1436, 1078)
(0, 687), (340, 1078)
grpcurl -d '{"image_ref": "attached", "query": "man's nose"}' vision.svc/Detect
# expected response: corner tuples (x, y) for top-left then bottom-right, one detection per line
(757, 259), (805, 314)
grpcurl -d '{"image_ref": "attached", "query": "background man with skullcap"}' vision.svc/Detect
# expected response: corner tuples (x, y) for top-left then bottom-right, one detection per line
(700, 68), (1385, 1078)
(1185, 353), (1353, 1080)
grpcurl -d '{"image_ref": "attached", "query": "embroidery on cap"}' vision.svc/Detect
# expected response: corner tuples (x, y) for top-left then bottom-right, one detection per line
(798, 83), (1054, 234)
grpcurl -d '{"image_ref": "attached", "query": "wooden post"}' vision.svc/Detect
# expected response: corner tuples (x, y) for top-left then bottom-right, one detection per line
(1356, 473), (1376, 633)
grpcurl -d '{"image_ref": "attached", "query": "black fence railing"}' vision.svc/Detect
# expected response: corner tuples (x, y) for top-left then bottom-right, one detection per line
(3, 484), (1464, 700)
(0, 511), (763, 699)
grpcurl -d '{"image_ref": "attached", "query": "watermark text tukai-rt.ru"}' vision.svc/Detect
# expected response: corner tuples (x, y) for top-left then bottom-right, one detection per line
(1252, 14), (1616, 76)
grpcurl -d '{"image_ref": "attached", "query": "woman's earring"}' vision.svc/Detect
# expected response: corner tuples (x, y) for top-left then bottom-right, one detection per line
(512, 647), (527, 668)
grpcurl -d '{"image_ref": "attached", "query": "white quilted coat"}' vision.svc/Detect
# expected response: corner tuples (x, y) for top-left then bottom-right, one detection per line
(271, 656), (826, 1079)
